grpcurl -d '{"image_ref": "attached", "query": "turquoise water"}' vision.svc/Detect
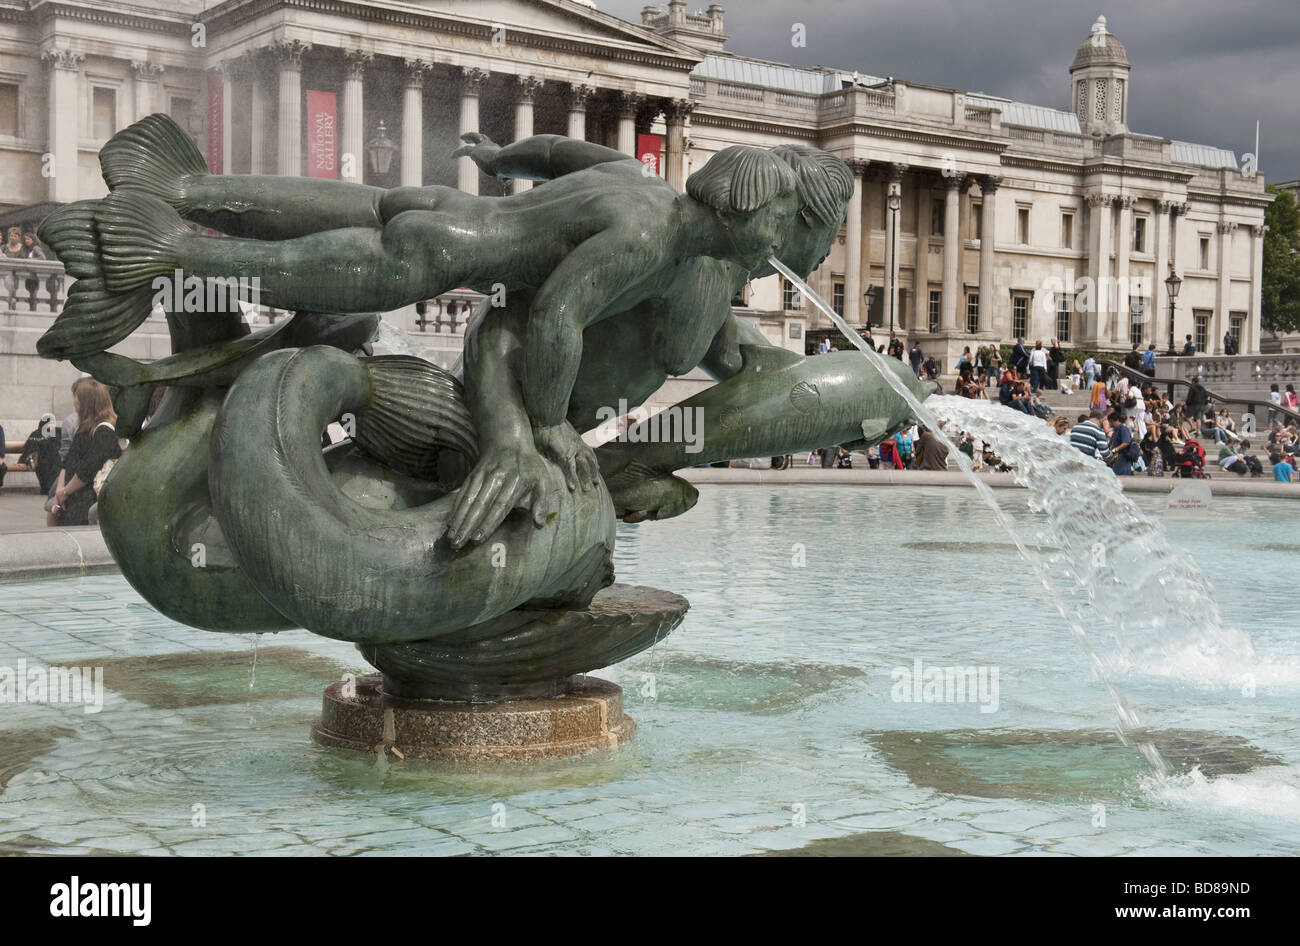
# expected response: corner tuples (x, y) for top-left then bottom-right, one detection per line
(0, 484), (1297, 855)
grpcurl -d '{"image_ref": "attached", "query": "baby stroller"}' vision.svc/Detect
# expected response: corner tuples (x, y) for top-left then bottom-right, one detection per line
(1171, 439), (1210, 479)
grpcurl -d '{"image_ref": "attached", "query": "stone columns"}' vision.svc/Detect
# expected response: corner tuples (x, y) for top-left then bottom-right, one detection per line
(1085, 192), (1112, 343)
(457, 67), (489, 194)
(218, 60), (237, 175)
(843, 160), (868, 326)
(1214, 221), (1236, 353)
(940, 173), (961, 331)
(884, 163), (905, 333)
(1113, 195), (1134, 345)
(130, 59), (162, 122)
(341, 51), (370, 183)
(1248, 223), (1265, 355)
(401, 60), (432, 187)
(512, 76), (541, 193)
(1152, 200), (1171, 350)
(664, 99), (692, 191)
(41, 48), (83, 203)
(912, 175), (930, 332)
(565, 84), (592, 141)
(245, 50), (267, 175)
(273, 40), (309, 176)
(977, 175), (1000, 335)
(617, 92), (643, 155)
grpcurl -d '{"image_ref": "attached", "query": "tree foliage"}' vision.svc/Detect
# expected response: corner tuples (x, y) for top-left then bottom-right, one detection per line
(1262, 185), (1300, 334)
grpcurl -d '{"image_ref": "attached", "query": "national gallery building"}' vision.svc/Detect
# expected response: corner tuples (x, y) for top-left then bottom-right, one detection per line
(0, 0), (1273, 399)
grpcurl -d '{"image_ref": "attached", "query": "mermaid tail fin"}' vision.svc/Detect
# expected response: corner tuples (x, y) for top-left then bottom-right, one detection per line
(36, 200), (102, 279)
(37, 277), (158, 359)
(99, 113), (207, 213)
(35, 199), (159, 360)
(94, 189), (189, 293)
(353, 355), (480, 478)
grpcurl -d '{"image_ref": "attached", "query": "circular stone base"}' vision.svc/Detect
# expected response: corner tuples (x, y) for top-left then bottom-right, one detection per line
(310, 674), (635, 761)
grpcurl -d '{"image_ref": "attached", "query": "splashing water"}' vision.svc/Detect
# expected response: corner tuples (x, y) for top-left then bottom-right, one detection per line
(767, 256), (1249, 777)
(371, 317), (426, 357)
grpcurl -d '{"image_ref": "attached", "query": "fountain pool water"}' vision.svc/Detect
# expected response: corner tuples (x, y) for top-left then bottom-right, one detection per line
(0, 486), (1297, 856)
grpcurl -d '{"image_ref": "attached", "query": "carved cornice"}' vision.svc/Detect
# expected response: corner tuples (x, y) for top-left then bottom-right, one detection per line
(344, 49), (373, 81)
(199, 0), (702, 77)
(619, 92), (647, 119)
(459, 67), (490, 96)
(29, 1), (190, 37)
(130, 60), (164, 82)
(515, 75), (543, 104)
(564, 84), (595, 111)
(402, 58), (435, 88)
(665, 99), (695, 125)
(270, 39), (310, 71)
(41, 47), (85, 72)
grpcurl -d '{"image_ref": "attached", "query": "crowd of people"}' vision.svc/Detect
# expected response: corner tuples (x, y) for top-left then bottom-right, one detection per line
(806, 331), (1298, 483)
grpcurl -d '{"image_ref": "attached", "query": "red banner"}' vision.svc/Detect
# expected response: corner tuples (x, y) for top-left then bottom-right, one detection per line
(306, 90), (338, 179)
(206, 73), (222, 174)
(636, 133), (663, 177)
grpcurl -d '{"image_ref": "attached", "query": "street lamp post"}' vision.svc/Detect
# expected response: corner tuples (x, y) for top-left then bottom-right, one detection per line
(887, 183), (901, 334)
(366, 120), (398, 177)
(864, 285), (877, 328)
(1164, 265), (1182, 356)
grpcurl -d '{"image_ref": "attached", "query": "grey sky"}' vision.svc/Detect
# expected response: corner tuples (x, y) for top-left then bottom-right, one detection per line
(599, 0), (1300, 183)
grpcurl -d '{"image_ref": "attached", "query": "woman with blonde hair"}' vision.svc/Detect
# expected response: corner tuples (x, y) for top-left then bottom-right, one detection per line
(47, 378), (121, 526)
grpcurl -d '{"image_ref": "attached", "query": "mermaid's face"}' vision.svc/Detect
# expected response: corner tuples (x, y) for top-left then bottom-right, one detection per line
(723, 193), (800, 270)
(773, 212), (840, 279)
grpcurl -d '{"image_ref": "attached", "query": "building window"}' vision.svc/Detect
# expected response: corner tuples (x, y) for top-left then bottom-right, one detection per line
(1194, 311), (1209, 353)
(1229, 313), (1245, 350)
(1133, 216), (1147, 254)
(971, 201), (982, 241)
(1012, 295), (1028, 340)
(1017, 206), (1030, 245)
(930, 198), (944, 236)
(1199, 236), (1211, 270)
(1130, 299), (1146, 347)
(730, 286), (748, 307)
(170, 96), (194, 133)
(928, 290), (941, 333)
(832, 281), (845, 317)
(1056, 294), (1072, 342)
(966, 293), (979, 334)
(781, 278), (801, 311)
(92, 87), (116, 140)
(0, 82), (17, 137)
(1060, 212), (1073, 249)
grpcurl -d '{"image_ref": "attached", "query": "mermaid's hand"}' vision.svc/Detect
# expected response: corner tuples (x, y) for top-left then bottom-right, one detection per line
(445, 445), (551, 549)
(533, 423), (602, 493)
(452, 133), (502, 176)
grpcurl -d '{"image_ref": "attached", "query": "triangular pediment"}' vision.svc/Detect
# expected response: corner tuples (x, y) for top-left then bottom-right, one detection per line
(410, 0), (701, 56)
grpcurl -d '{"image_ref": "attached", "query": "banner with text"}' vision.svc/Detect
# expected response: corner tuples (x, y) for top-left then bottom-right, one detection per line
(637, 133), (663, 177)
(306, 90), (338, 179)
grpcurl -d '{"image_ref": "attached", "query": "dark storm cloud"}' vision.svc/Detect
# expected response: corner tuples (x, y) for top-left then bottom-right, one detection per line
(599, 0), (1300, 181)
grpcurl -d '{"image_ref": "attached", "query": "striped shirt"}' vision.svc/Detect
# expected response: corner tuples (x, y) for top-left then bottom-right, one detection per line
(1069, 421), (1113, 462)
